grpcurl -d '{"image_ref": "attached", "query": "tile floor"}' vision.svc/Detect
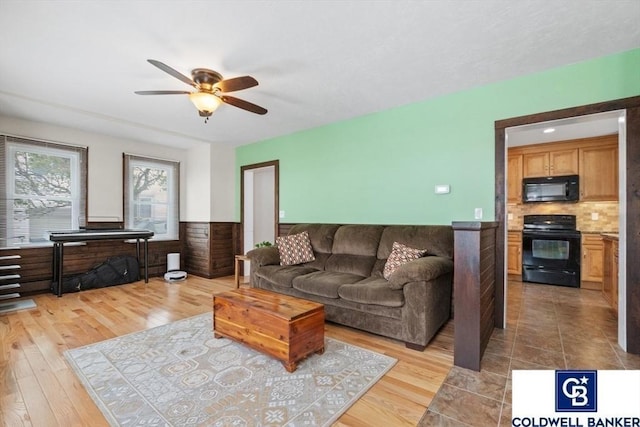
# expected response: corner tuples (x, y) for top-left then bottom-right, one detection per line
(419, 279), (640, 426)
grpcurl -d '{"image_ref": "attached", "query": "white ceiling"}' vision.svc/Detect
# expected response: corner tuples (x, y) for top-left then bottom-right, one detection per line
(1, 1), (639, 149)
(507, 110), (624, 147)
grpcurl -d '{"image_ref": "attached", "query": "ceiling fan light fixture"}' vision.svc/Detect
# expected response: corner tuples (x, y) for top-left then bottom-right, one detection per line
(189, 92), (221, 115)
(136, 60), (267, 117)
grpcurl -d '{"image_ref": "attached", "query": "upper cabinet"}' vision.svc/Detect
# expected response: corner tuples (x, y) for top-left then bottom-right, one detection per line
(580, 142), (618, 201)
(509, 134), (618, 203)
(523, 148), (578, 177)
(507, 154), (523, 203)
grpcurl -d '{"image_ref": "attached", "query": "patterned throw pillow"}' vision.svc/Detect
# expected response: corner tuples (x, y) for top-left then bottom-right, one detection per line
(383, 241), (427, 280)
(276, 231), (316, 266)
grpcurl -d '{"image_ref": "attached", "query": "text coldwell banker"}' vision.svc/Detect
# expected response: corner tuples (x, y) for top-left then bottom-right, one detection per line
(512, 417), (640, 427)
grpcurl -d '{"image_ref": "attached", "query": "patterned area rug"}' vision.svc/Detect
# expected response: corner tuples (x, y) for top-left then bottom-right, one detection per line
(65, 313), (397, 426)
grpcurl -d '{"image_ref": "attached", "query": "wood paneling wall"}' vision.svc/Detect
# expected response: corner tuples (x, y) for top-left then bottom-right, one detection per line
(183, 222), (241, 278)
(452, 221), (498, 371)
(0, 221), (242, 294)
(0, 238), (182, 294)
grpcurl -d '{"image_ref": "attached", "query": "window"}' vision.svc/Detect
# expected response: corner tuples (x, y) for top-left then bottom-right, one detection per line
(1, 135), (87, 247)
(123, 154), (179, 240)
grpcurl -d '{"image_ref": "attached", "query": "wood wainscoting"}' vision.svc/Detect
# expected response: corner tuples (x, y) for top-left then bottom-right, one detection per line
(0, 236), (182, 295)
(0, 221), (243, 295)
(183, 222), (242, 278)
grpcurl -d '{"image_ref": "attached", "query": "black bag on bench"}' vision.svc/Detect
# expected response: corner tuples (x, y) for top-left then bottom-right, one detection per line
(58, 255), (140, 293)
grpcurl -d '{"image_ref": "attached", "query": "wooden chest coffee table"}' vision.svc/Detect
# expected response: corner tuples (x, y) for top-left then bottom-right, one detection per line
(213, 288), (325, 372)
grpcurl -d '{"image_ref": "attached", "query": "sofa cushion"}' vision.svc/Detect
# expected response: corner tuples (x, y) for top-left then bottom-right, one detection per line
(292, 271), (365, 298)
(255, 265), (318, 288)
(325, 254), (377, 277)
(276, 231), (315, 265)
(288, 224), (340, 254)
(338, 277), (404, 307)
(377, 225), (454, 260)
(323, 225), (383, 277)
(383, 241), (427, 279)
(331, 225), (384, 256)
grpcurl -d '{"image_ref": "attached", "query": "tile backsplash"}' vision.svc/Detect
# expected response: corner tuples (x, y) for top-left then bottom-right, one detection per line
(507, 201), (619, 232)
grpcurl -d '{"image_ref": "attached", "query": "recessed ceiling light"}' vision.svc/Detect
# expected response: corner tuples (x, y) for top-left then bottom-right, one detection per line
(543, 128), (556, 134)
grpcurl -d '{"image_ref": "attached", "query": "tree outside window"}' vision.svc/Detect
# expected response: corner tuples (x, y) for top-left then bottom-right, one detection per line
(124, 155), (179, 240)
(1, 136), (86, 246)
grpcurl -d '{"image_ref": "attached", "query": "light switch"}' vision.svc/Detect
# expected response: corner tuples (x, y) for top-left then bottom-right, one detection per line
(474, 208), (483, 220)
(279, 210), (285, 219)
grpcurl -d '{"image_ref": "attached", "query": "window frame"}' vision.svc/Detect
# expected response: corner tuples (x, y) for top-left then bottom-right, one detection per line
(1, 135), (87, 248)
(123, 154), (180, 241)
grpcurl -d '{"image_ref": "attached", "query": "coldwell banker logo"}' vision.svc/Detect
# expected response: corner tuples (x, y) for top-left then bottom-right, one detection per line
(512, 370), (640, 427)
(555, 370), (597, 412)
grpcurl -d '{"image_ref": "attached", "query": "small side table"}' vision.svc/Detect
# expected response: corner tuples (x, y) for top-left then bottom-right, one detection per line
(234, 255), (249, 288)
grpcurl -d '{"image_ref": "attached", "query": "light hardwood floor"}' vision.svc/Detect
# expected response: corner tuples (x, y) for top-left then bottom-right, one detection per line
(0, 276), (453, 427)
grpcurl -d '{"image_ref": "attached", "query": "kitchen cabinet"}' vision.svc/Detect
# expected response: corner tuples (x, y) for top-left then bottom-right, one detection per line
(507, 154), (523, 204)
(507, 231), (522, 276)
(581, 234), (603, 289)
(580, 142), (618, 201)
(508, 135), (619, 204)
(602, 235), (618, 314)
(522, 148), (578, 177)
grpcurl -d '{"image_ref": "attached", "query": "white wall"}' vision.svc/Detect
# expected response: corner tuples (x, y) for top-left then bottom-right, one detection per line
(208, 143), (235, 221)
(0, 115), (234, 222)
(184, 143), (211, 221)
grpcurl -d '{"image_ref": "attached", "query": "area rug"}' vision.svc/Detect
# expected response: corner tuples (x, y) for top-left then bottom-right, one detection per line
(64, 312), (397, 426)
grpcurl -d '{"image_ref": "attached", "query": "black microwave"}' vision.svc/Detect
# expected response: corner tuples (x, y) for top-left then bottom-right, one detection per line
(522, 174), (579, 203)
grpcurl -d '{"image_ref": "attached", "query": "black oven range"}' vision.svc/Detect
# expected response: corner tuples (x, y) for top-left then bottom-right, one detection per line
(522, 214), (581, 288)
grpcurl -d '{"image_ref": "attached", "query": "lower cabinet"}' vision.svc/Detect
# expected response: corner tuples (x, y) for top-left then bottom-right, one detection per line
(602, 235), (619, 315)
(507, 232), (522, 276)
(581, 234), (603, 290)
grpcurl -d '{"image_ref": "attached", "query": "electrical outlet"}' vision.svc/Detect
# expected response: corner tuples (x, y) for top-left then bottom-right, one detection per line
(507, 213), (514, 221)
(474, 208), (483, 220)
(591, 212), (599, 221)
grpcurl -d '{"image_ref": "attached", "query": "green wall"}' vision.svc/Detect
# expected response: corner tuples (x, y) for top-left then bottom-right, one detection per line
(236, 48), (640, 225)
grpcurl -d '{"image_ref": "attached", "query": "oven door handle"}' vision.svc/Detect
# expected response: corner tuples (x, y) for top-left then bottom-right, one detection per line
(522, 230), (581, 238)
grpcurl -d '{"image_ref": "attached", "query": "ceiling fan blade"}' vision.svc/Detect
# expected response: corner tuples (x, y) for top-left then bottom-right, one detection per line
(147, 59), (196, 88)
(220, 95), (268, 115)
(216, 76), (259, 93)
(135, 90), (191, 95)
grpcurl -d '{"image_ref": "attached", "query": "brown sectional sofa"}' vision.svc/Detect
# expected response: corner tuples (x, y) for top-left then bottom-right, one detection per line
(246, 223), (454, 350)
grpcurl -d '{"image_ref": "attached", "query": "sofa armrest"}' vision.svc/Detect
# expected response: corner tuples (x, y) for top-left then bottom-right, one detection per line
(246, 246), (281, 266)
(388, 256), (454, 289)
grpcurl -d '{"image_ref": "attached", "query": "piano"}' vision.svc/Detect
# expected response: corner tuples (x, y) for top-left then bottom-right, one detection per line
(49, 229), (154, 296)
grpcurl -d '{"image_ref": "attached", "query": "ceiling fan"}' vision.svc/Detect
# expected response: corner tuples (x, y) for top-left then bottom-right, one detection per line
(135, 59), (267, 122)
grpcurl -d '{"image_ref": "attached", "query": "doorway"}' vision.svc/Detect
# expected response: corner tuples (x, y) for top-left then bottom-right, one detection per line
(241, 160), (279, 275)
(494, 96), (640, 354)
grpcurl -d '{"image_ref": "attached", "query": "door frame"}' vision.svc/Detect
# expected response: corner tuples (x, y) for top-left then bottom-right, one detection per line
(240, 160), (279, 254)
(494, 95), (640, 354)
